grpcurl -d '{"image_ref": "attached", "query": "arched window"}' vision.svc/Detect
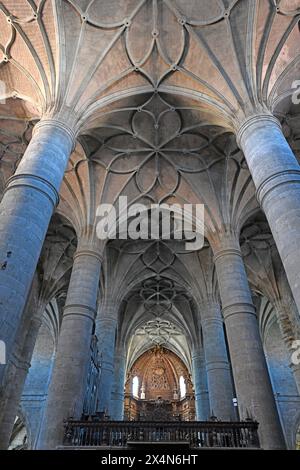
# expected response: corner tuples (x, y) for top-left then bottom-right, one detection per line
(179, 376), (186, 398)
(132, 376), (139, 398)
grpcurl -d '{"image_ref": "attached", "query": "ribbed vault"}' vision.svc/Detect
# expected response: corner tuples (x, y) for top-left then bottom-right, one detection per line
(0, 0), (299, 449)
(0, 0), (299, 129)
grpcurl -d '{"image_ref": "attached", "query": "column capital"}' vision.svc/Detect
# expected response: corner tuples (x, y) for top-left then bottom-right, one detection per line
(206, 360), (231, 373)
(63, 304), (96, 322)
(202, 316), (224, 327)
(33, 118), (77, 151)
(209, 229), (241, 258)
(258, 168), (300, 207)
(5, 173), (61, 208)
(74, 248), (103, 264)
(96, 314), (118, 326)
(222, 302), (256, 320)
(213, 247), (242, 264)
(236, 113), (281, 149)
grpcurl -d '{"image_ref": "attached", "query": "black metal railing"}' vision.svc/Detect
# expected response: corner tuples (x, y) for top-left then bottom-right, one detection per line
(63, 420), (260, 448)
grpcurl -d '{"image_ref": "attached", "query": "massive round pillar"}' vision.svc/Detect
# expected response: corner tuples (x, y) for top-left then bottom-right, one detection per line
(0, 274), (41, 449)
(237, 115), (300, 315)
(110, 347), (126, 420)
(38, 246), (102, 449)
(0, 316), (42, 450)
(0, 119), (75, 384)
(95, 300), (118, 415)
(201, 301), (235, 421)
(212, 233), (285, 449)
(191, 349), (210, 421)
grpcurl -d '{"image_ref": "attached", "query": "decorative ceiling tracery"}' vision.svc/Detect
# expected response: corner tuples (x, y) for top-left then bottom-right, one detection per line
(57, 91), (258, 247)
(107, 239), (223, 368)
(0, 0), (299, 129)
(135, 319), (182, 347)
(0, 0), (299, 380)
(83, 93), (234, 200)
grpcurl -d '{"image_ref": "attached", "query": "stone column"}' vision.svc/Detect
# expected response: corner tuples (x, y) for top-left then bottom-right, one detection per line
(191, 349), (210, 421)
(212, 232), (285, 449)
(95, 300), (118, 415)
(0, 317), (42, 450)
(38, 246), (102, 449)
(201, 300), (235, 421)
(0, 119), (75, 384)
(237, 115), (300, 315)
(110, 347), (126, 420)
(0, 275), (41, 449)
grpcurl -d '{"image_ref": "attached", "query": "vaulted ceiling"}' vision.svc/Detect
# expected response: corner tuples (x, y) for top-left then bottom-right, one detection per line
(0, 0), (299, 127)
(0, 0), (300, 369)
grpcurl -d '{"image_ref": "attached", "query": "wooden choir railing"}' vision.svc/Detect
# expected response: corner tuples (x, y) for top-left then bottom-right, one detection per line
(63, 420), (260, 448)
